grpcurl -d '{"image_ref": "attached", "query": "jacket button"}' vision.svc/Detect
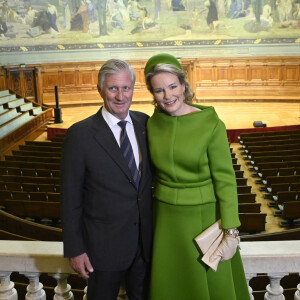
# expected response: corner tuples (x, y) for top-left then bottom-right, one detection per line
(134, 222), (137, 226)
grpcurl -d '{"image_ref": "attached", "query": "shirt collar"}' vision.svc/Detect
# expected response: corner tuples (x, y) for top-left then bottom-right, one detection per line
(102, 105), (133, 128)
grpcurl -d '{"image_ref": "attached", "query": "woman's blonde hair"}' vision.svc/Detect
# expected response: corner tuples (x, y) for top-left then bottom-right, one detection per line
(145, 63), (195, 106)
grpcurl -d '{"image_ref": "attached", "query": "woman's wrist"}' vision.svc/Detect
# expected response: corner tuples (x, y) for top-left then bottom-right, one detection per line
(224, 228), (239, 238)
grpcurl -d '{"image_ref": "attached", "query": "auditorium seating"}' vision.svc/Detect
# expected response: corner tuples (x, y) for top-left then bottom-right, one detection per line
(1, 128), (297, 239)
(238, 193), (256, 203)
(239, 213), (267, 233)
(229, 146), (266, 233)
(254, 161), (300, 172)
(239, 128), (300, 229)
(0, 111), (34, 138)
(238, 203), (261, 213)
(268, 183), (300, 196)
(0, 190), (60, 202)
(4, 200), (60, 220)
(273, 191), (300, 205)
(0, 90), (53, 154)
(1, 175), (60, 184)
(0, 209), (62, 241)
(275, 201), (300, 227)
(0, 181), (59, 193)
(0, 135), (62, 227)
(239, 129), (300, 139)
(257, 167), (300, 182)
(0, 159), (60, 170)
(0, 166), (60, 177)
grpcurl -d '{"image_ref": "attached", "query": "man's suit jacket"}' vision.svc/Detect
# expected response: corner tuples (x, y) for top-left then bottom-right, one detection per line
(61, 108), (153, 271)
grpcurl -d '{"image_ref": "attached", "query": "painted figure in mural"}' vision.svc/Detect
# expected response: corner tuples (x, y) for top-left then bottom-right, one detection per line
(276, 0), (293, 22)
(61, 0), (72, 30)
(0, 16), (8, 38)
(155, 0), (161, 19)
(293, 1), (300, 20)
(1, 1), (9, 21)
(110, 4), (125, 30)
(32, 10), (51, 32)
(25, 6), (37, 25)
(228, 0), (247, 18)
(46, 2), (59, 33)
(172, 0), (186, 11)
(260, 2), (274, 27)
(131, 7), (157, 34)
(70, 12), (83, 30)
(206, 0), (219, 29)
(75, 1), (89, 32)
(116, 0), (130, 21)
(96, 0), (108, 35)
(86, 0), (98, 22)
(127, 0), (142, 21)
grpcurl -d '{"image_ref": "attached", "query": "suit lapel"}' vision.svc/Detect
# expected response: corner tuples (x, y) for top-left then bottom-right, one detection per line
(131, 112), (148, 192)
(92, 108), (133, 181)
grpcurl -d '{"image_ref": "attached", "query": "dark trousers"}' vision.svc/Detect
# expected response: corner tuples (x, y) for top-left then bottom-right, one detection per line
(87, 247), (148, 300)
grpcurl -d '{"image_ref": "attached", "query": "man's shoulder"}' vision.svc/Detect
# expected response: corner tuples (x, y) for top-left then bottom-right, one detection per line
(67, 111), (100, 134)
(129, 110), (149, 121)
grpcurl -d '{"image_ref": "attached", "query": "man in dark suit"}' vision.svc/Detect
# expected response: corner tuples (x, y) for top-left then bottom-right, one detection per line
(61, 59), (153, 300)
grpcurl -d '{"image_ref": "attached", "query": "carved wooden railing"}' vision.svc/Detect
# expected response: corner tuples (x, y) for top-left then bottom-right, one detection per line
(0, 240), (299, 300)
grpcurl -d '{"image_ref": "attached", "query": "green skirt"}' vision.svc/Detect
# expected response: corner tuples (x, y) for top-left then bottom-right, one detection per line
(148, 200), (250, 300)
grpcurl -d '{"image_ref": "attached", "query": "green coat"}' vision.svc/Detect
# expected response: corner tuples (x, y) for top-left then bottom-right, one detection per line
(147, 104), (250, 300)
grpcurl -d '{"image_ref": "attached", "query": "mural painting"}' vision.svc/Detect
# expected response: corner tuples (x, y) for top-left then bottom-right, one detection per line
(0, 0), (300, 53)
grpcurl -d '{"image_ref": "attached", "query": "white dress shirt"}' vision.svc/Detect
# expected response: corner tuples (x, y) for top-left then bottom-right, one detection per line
(101, 106), (141, 169)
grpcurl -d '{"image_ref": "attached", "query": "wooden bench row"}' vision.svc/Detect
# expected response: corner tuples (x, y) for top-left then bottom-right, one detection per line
(12, 150), (62, 157)
(239, 129), (300, 139)
(0, 181), (60, 193)
(2, 200), (60, 219)
(253, 161), (300, 172)
(243, 142), (300, 154)
(261, 175), (300, 191)
(0, 190), (60, 203)
(248, 149), (300, 161)
(0, 160), (60, 170)
(0, 209), (62, 241)
(249, 155), (300, 165)
(0, 175), (60, 184)
(0, 167), (60, 178)
(257, 167), (300, 182)
(240, 138), (300, 148)
(272, 190), (300, 204)
(267, 182), (300, 195)
(5, 155), (61, 163)
(274, 201), (300, 227)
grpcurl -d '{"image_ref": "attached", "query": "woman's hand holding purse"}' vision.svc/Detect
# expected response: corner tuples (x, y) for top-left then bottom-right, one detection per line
(210, 229), (240, 263)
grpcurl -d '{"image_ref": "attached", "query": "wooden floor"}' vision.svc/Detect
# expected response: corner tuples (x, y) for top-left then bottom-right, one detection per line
(41, 101), (300, 235)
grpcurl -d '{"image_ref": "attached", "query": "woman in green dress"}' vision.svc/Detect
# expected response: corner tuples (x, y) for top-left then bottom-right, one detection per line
(144, 53), (250, 300)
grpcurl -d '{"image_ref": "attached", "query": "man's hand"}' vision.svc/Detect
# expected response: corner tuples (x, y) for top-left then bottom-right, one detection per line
(69, 253), (94, 279)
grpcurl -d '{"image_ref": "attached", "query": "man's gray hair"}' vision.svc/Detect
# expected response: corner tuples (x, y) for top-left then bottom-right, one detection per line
(97, 59), (136, 89)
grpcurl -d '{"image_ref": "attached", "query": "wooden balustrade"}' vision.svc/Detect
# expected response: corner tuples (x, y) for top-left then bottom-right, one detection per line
(0, 241), (299, 300)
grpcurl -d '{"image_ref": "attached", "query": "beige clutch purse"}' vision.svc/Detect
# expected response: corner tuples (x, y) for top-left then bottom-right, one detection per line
(193, 220), (224, 272)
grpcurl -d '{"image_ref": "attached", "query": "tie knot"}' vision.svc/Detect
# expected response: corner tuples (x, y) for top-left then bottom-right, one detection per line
(118, 120), (127, 129)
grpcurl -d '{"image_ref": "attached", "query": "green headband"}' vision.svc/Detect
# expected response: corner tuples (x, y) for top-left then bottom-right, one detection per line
(144, 53), (182, 75)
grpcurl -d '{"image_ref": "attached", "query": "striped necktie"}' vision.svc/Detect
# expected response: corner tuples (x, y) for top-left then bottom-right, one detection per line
(118, 120), (141, 189)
